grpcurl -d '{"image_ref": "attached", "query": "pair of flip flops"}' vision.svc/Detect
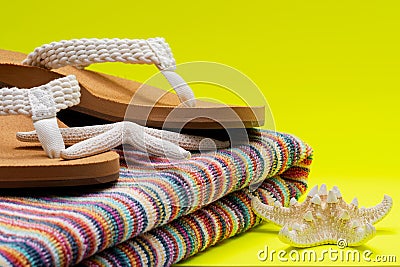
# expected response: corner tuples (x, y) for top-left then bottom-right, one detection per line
(0, 37), (264, 187)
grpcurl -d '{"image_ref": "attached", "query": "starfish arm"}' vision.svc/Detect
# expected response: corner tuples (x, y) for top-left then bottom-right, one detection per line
(59, 122), (190, 160)
(60, 124), (123, 159)
(143, 127), (230, 150)
(16, 124), (116, 145)
(122, 122), (190, 159)
(251, 196), (292, 226)
(17, 122), (229, 150)
(361, 195), (393, 225)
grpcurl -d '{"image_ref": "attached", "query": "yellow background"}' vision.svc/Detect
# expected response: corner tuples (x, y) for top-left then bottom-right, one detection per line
(2, 0), (399, 265)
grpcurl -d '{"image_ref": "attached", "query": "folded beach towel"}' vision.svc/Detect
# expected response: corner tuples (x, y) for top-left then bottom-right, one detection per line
(0, 129), (312, 266)
(80, 175), (311, 267)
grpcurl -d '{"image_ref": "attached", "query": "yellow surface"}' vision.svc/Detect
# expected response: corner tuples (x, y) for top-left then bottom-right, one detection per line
(2, 0), (399, 265)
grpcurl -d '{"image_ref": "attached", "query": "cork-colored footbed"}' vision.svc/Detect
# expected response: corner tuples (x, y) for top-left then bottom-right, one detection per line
(0, 50), (265, 129)
(0, 65), (120, 188)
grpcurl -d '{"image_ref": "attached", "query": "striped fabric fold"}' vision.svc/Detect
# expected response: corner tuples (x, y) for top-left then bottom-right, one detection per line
(0, 129), (312, 266)
(80, 171), (311, 266)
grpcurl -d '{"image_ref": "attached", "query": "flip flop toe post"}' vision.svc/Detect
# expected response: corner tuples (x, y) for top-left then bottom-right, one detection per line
(0, 65), (120, 188)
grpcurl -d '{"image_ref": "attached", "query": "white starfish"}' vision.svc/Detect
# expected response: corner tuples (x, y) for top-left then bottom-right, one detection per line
(17, 121), (230, 160)
(251, 184), (393, 247)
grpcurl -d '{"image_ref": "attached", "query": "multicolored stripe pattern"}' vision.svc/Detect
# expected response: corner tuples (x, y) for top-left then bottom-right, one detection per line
(0, 129), (312, 266)
(80, 175), (311, 267)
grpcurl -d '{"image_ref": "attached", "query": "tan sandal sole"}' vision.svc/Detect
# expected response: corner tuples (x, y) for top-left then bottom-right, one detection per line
(0, 64), (120, 188)
(0, 50), (265, 129)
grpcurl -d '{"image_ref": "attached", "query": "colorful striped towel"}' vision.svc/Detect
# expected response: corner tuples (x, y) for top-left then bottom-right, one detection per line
(0, 129), (312, 266)
(80, 176), (311, 266)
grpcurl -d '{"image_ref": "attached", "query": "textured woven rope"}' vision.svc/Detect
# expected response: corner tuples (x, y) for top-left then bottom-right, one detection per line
(22, 38), (195, 106)
(0, 74), (81, 158)
(22, 38), (175, 70)
(0, 129), (312, 266)
(0, 75), (80, 116)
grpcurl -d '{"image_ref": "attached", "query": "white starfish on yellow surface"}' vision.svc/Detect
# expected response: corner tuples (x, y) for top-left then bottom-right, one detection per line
(251, 184), (393, 247)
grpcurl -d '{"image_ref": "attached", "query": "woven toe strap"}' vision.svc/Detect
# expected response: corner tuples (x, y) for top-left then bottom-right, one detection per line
(22, 38), (196, 107)
(0, 75), (81, 158)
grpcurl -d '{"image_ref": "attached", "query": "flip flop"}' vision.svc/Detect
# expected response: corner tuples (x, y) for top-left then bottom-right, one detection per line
(0, 63), (231, 187)
(0, 68), (120, 187)
(0, 38), (264, 129)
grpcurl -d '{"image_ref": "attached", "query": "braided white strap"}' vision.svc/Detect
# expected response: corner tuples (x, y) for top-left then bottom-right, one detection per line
(22, 38), (195, 107)
(0, 75), (80, 158)
(17, 121), (230, 160)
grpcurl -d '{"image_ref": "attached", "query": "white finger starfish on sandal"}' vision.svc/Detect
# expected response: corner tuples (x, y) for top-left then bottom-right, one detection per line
(17, 121), (230, 160)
